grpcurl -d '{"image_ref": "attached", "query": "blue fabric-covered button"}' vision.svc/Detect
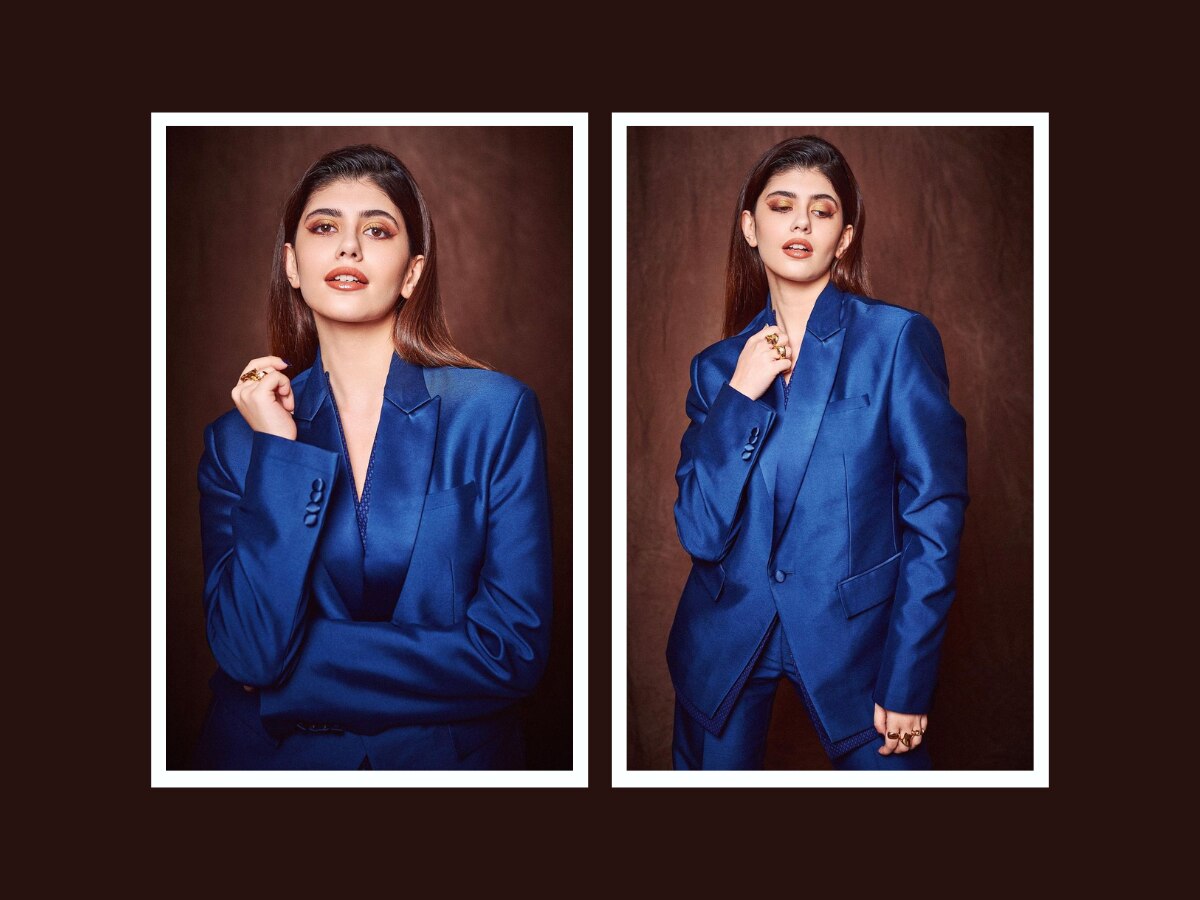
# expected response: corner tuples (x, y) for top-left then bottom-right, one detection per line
(774, 570), (786, 583)
(312, 478), (325, 491)
(750, 426), (759, 439)
(744, 444), (755, 453)
(304, 513), (318, 527)
(305, 502), (321, 514)
(741, 449), (753, 461)
(310, 489), (323, 503)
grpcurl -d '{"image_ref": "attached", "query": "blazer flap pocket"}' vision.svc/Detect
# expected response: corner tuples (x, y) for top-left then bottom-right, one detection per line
(837, 549), (902, 618)
(424, 480), (478, 511)
(691, 560), (726, 602)
(825, 393), (870, 414)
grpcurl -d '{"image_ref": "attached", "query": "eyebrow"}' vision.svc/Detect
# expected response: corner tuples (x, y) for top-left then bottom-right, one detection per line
(304, 207), (400, 227)
(764, 191), (839, 204)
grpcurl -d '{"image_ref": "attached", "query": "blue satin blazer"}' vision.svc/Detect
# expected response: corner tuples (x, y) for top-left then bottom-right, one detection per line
(192, 347), (553, 770)
(667, 280), (969, 758)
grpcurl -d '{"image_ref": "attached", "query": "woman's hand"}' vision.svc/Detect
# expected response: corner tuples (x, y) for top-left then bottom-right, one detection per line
(231, 356), (296, 441)
(729, 324), (793, 401)
(874, 702), (927, 756)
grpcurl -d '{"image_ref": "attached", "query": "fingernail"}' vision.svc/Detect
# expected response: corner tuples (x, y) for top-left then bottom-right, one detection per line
(282, 359), (291, 367)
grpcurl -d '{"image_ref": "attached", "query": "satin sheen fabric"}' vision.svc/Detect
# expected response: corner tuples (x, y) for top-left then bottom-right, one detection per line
(666, 280), (969, 762)
(192, 347), (552, 769)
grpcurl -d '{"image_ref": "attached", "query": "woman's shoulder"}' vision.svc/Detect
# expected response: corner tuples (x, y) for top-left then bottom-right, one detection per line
(843, 292), (938, 334)
(422, 365), (540, 416)
(692, 330), (749, 372)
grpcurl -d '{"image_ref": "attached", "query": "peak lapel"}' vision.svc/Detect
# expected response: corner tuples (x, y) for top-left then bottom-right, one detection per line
(364, 353), (439, 616)
(770, 281), (847, 553)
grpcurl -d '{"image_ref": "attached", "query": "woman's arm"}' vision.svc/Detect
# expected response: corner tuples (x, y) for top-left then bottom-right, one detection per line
(673, 334), (781, 563)
(872, 313), (970, 715)
(198, 425), (340, 687)
(254, 386), (553, 738)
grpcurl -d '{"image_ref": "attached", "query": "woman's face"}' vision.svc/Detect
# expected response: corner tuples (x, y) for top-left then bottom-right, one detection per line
(285, 178), (423, 328)
(741, 167), (853, 292)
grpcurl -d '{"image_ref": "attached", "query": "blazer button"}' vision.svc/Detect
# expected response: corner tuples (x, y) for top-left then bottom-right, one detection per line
(312, 478), (325, 491)
(774, 570), (786, 583)
(310, 489), (324, 503)
(743, 443), (755, 453)
(750, 426), (759, 439)
(305, 502), (321, 514)
(304, 513), (318, 527)
(741, 450), (753, 461)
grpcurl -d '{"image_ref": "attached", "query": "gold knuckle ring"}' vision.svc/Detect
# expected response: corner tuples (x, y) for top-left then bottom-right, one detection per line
(765, 333), (779, 347)
(240, 369), (265, 383)
(776, 346), (789, 359)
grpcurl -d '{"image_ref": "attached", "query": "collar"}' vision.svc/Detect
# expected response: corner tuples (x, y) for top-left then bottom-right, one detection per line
(294, 344), (434, 422)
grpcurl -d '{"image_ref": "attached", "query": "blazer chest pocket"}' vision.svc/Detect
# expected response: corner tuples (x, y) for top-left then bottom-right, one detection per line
(825, 393), (870, 414)
(424, 480), (478, 511)
(836, 549), (902, 618)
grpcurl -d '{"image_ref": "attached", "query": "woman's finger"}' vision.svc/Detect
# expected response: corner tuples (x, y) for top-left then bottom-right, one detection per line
(896, 718), (922, 753)
(879, 714), (899, 755)
(248, 370), (292, 402)
(243, 355), (289, 374)
(874, 703), (887, 736)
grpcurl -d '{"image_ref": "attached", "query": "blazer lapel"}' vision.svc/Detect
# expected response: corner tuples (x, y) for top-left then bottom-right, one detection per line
(368, 353), (439, 619)
(770, 281), (847, 554)
(293, 346), (364, 618)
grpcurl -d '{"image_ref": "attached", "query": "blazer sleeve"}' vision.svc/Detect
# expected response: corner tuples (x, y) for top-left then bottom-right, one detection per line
(872, 313), (970, 714)
(255, 387), (553, 738)
(673, 352), (777, 562)
(198, 427), (340, 687)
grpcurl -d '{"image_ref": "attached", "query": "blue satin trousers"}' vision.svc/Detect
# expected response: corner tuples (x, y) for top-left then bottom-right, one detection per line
(672, 618), (933, 771)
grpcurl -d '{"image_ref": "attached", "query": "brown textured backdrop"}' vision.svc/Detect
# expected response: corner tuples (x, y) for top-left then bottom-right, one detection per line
(166, 126), (573, 769)
(626, 126), (1033, 770)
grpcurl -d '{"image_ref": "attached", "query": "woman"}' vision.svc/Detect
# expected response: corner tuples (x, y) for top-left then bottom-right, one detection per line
(666, 136), (969, 770)
(191, 144), (553, 770)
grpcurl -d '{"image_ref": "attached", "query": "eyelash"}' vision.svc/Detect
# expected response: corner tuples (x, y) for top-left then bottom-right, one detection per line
(770, 205), (833, 218)
(308, 223), (394, 238)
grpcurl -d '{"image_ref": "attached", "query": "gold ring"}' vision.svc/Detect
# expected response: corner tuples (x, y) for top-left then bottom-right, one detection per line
(765, 333), (779, 347)
(901, 732), (913, 748)
(240, 369), (265, 383)
(776, 345), (789, 359)
(887, 731), (900, 740)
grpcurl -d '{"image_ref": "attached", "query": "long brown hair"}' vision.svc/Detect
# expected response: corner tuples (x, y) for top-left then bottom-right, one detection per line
(268, 144), (490, 371)
(722, 136), (870, 338)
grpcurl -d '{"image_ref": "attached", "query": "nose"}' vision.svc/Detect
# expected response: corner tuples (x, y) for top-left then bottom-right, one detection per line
(337, 229), (362, 260)
(791, 210), (811, 233)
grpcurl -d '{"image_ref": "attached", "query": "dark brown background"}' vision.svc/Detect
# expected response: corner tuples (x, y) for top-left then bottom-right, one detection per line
(166, 126), (573, 770)
(626, 126), (1033, 770)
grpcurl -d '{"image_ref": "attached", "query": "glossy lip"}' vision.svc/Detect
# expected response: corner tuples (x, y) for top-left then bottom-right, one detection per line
(324, 266), (370, 290)
(782, 238), (813, 259)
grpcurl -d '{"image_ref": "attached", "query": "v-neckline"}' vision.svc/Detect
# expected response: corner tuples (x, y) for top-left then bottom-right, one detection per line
(325, 370), (382, 543)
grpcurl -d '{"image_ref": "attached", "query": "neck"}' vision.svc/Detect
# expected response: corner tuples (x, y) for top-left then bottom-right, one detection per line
(768, 271), (830, 338)
(313, 318), (395, 412)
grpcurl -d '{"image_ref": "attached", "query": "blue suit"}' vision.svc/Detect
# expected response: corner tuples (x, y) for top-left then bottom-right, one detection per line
(667, 281), (968, 765)
(191, 347), (553, 769)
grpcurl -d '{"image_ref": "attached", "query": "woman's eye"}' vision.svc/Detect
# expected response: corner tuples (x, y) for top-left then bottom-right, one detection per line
(365, 225), (391, 239)
(770, 205), (792, 213)
(311, 222), (336, 234)
(811, 208), (832, 218)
